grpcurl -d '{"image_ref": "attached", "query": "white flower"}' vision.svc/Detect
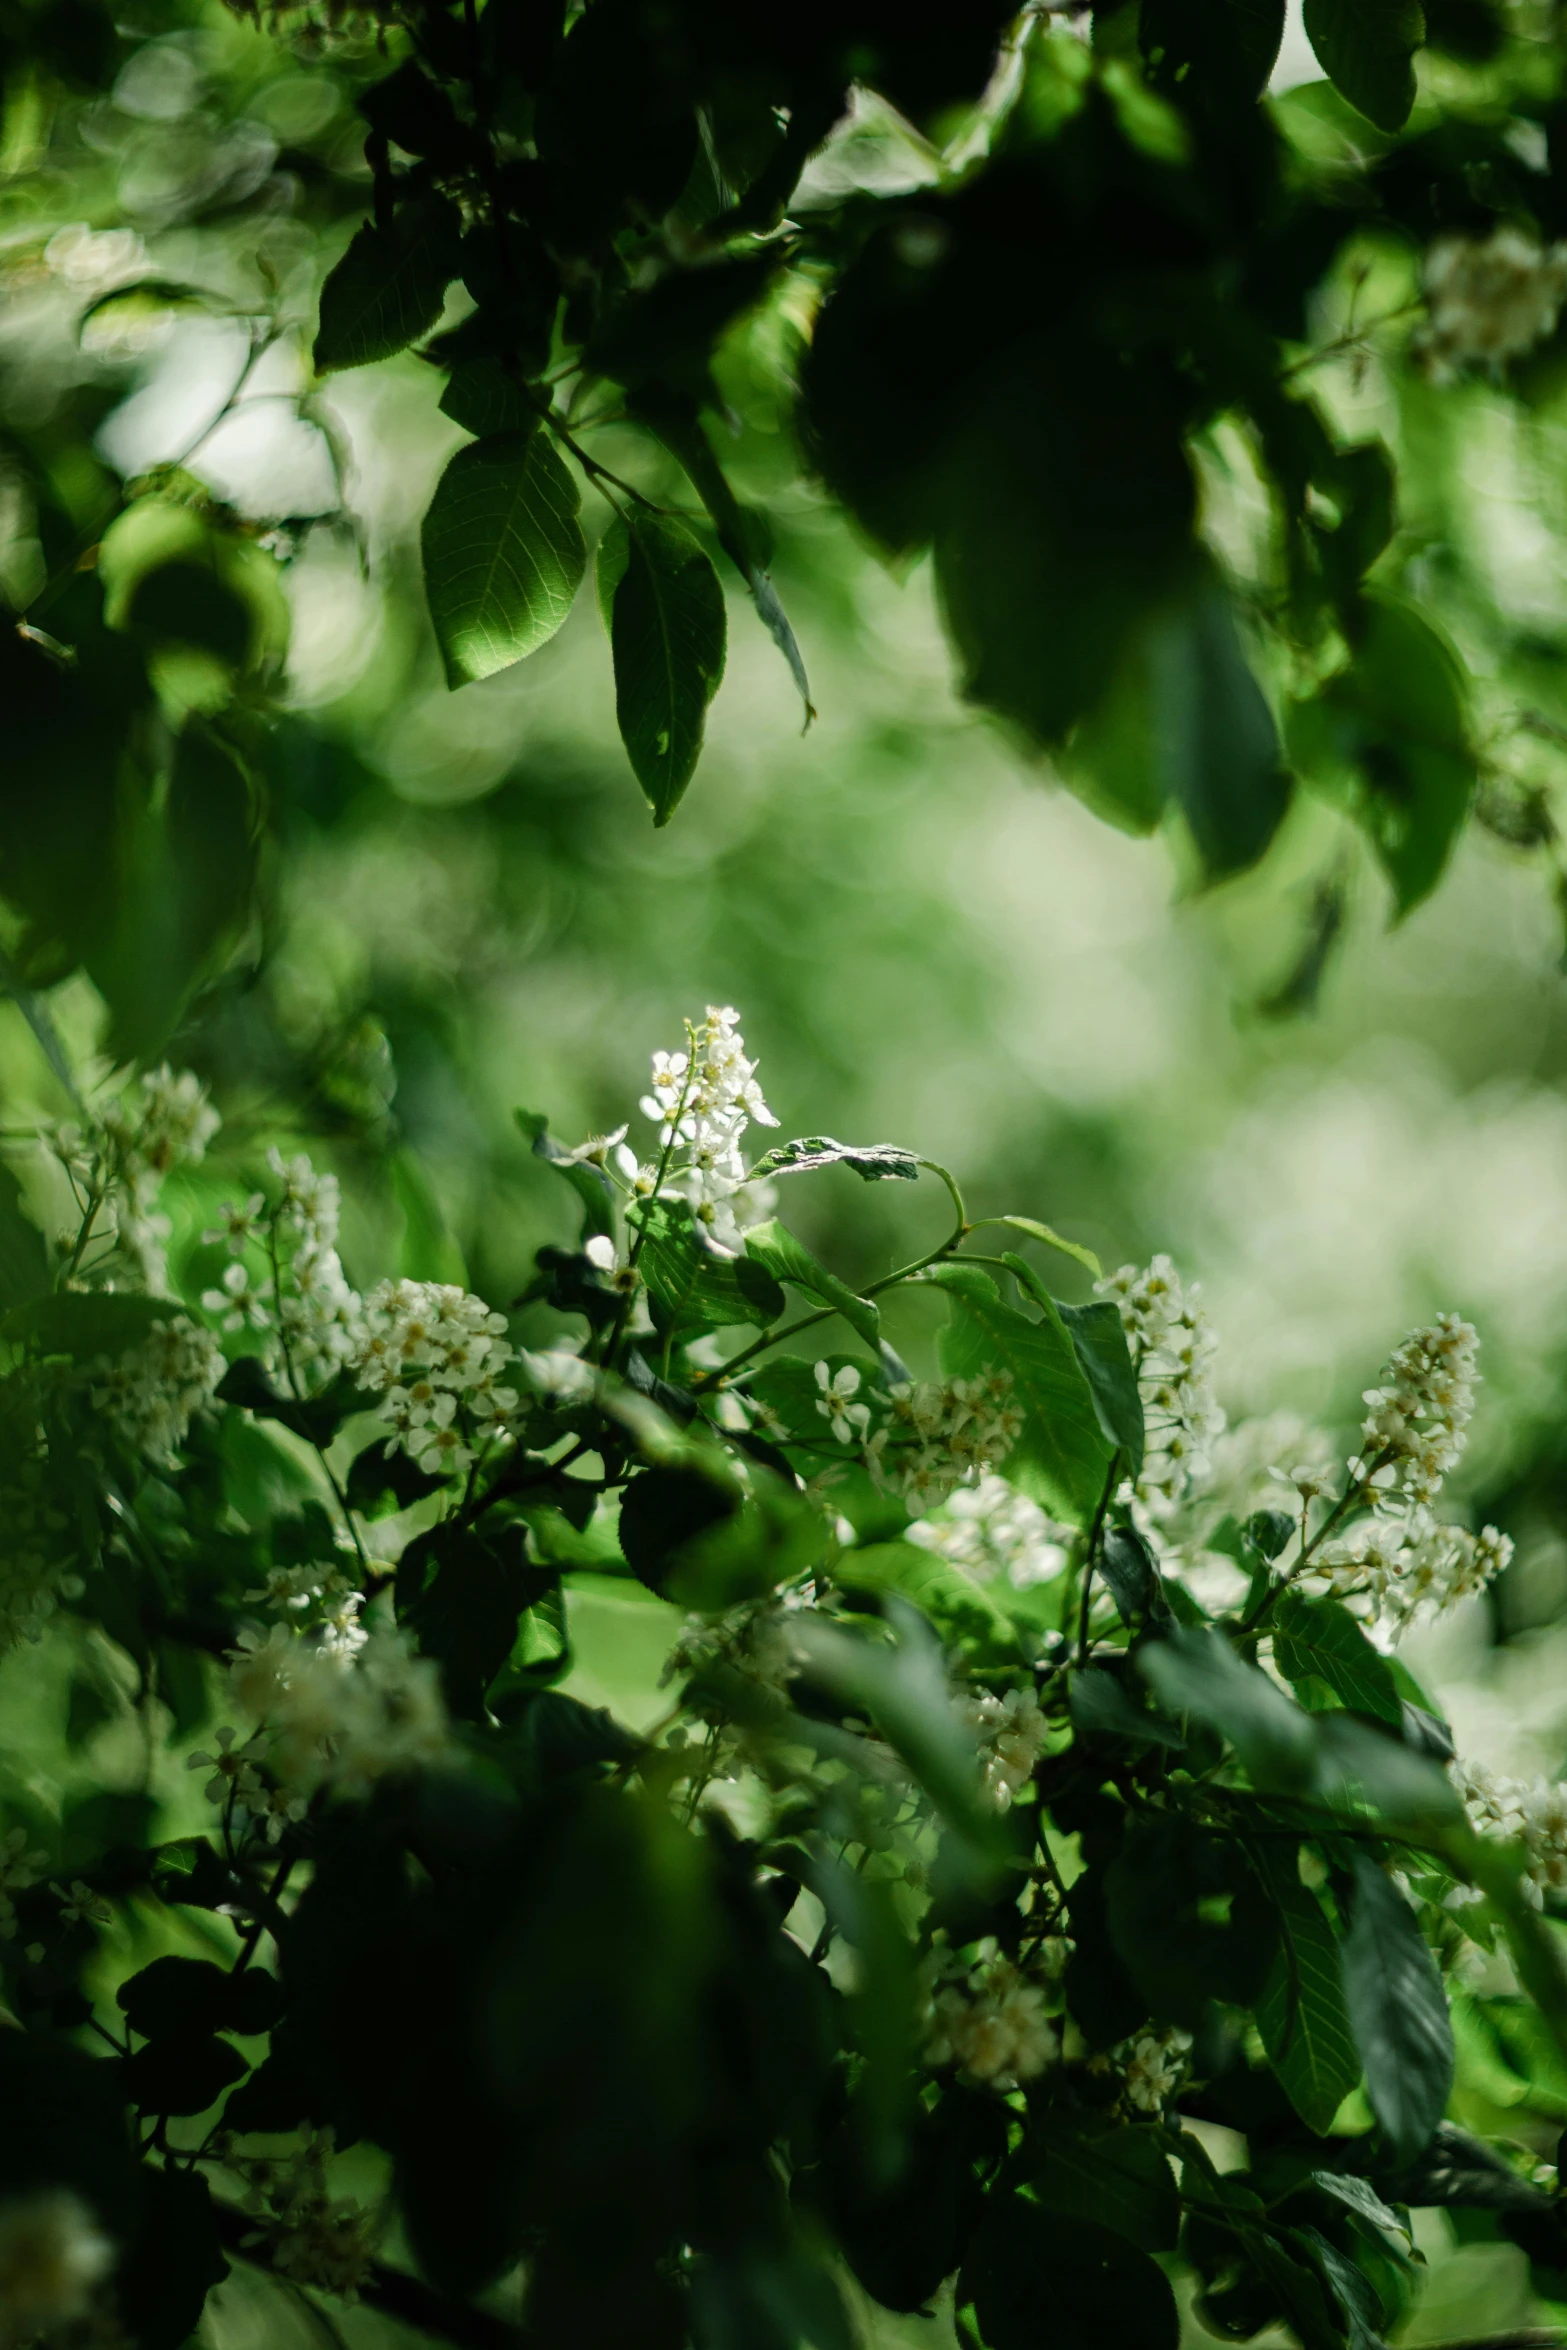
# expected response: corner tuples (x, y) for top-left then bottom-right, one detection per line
(637, 1006), (779, 1230)
(1359, 1314), (1479, 1506)
(0, 2191), (115, 2350)
(959, 1685), (1049, 1808)
(924, 1953), (1059, 2087)
(234, 2130), (376, 2300)
(349, 1279), (512, 1466)
(562, 1126), (628, 1166)
(188, 1724), (267, 1805)
(515, 1346), (596, 1406)
(204, 1193), (267, 1253)
(814, 1360), (870, 1443)
(1121, 2027), (1192, 2114)
(54, 1879), (111, 1928)
(1098, 1255), (1223, 1510)
(202, 1258), (273, 1332)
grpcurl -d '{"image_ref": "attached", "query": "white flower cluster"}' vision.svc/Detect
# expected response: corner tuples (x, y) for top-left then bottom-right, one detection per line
(242, 1553), (367, 1658)
(203, 1150), (363, 1391)
(91, 1316), (224, 1464)
(1312, 1509), (1511, 1629)
(0, 1459), (82, 1655)
(1455, 1761), (1567, 1908)
(234, 2130), (377, 2300)
(863, 1371), (1023, 1514)
(0, 2190), (115, 2350)
(1419, 228), (1567, 379)
(1360, 1314), (1478, 1506)
(637, 1004), (779, 1252)
(1098, 1256), (1224, 1505)
(100, 1064), (221, 1294)
(353, 1279), (516, 1474)
(0, 1824), (46, 1943)
(908, 1474), (1070, 1590)
(923, 1950), (1059, 2087)
(226, 1621), (450, 1803)
(663, 1598), (803, 1713)
(1119, 2025), (1194, 2115)
(957, 1685), (1048, 1808)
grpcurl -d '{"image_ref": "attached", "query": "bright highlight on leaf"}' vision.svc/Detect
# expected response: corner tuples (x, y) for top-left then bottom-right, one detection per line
(422, 427), (587, 689)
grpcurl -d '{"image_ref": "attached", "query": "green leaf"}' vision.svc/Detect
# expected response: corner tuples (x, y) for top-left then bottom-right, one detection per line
(122, 2034), (248, 2119)
(1070, 1666), (1186, 1748)
(1294, 2224), (1392, 2350)
(0, 1163), (48, 1309)
(1341, 1854), (1454, 2163)
(1140, 0), (1287, 102)
(926, 1261), (1113, 1523)
(997, 1215), (1102, 1279)
(1054, 1296), (1145, 1479)
(313, 193), (462, 372)
(1253, 1842), (1362, 2134)
(598, 512), (727, 824)
(1288, 595), (1473, 918)
(1030, 2122), (1182, 2253)
(1308, 2171), (1412, 2244)
(833, 1539), (1019, 1656)
(633, 1197), (786, 1334)
(750, 1136), (920, 1184)
(115, 2164), (229, 2350)
(5, 1290), (172, 1358)
(1274, 1592), (1402, 1726)
(118, 1956), (282, 2041)
(1072, 564), (1289, 882)
(960, 2203), (1179, 2350)
(515, 1107), (615, 1240)
(1303, 0), (1425, 130)
(422, 428), (586, 688)
(1137, 1627), (1319, 1791)
(744, 1218), (880, 1350)
(440, 355), (535, 438)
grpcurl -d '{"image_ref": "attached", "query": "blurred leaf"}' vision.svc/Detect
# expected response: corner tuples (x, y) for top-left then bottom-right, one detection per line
(1274, 1592), (1402, 1726)
(926, 1261), (1113, 1522)
(960, 2202), (1179, 2350)
(1341, 1854), (1454, 2164)
(314, 193), (462, 371)
(1289, 596), (1475, 919)
(1253, 1840), (1362, 2133)
(1140, 0), (1287, 101)
(1031, 2121), (1181, 2252)
(1070, 1666), (1186, 1748)
(744, 1219), (879, 1350)
(5, 1291), (170, 1358)
(516, 1107), (615, 1241)
(598, 513), (726, 824)
(116, 2163), (228, 2350)
(1138, 1626), (1319, 1791)
(122, 2034), (248, 2118)
(1303, 0), (1425, 129)
(117, 1956), (282, 2041)
(833, 1539), (1020, 1656)
(440, 354), (536, 437)
(0, 1163), (48, 1308)
(422, 427), (586, 687)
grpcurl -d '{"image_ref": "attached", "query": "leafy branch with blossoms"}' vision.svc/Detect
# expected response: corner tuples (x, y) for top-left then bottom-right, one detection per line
(2, 1011), (1567, 2350)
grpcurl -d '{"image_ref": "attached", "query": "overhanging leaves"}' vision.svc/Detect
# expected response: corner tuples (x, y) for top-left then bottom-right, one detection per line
(422, 428), (586, 688)
(1341, 1854), (1455, 2163)
(597, 512), (726, 824)
(927, 1261), (1112, 1523)
(1303, 0), (1426, 131)
(314, 195), (462, 372)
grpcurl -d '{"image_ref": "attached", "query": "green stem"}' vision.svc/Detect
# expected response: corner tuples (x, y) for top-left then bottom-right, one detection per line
(1075, 1450), (1122, 1665)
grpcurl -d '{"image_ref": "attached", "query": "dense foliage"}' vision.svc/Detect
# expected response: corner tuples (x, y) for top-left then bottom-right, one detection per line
(5, 1007), (1567, 2350)
(18, 0), (1567, 1066)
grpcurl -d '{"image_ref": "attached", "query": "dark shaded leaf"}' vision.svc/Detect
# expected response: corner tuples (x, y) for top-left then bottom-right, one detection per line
(1031, 2121), (1181, 2253)
(1253, 1840), (1362, 2133)
(118, 1956), (283, 2041)
(116, 2163), (228, 2350)
(314, 194), (462, 371)
(961, 2202), (1179, 2350)
(598, 512), (726, 824)
(1138, 1626), (1319, 1791)
(1304, 0), (1425, 130)
(1341, 1854), (1454, 2163)
(122, 2034), (249, 2118)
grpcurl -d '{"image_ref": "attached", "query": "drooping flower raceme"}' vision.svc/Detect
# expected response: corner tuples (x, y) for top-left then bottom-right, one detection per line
(1097, 1255), (1224, 1506)
(234, 2130), (378, 2299)
(227, 1620), (451, 1805)
(636, 1004), (779, 1252)
(1454, 1761), (1567, 1908)
(864, 1372), (1023, 1514)
(958, 1685), (1049, 1808)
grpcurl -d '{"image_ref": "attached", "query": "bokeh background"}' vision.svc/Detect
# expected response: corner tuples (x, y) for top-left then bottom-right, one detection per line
(9, 4), (1567, 2339)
